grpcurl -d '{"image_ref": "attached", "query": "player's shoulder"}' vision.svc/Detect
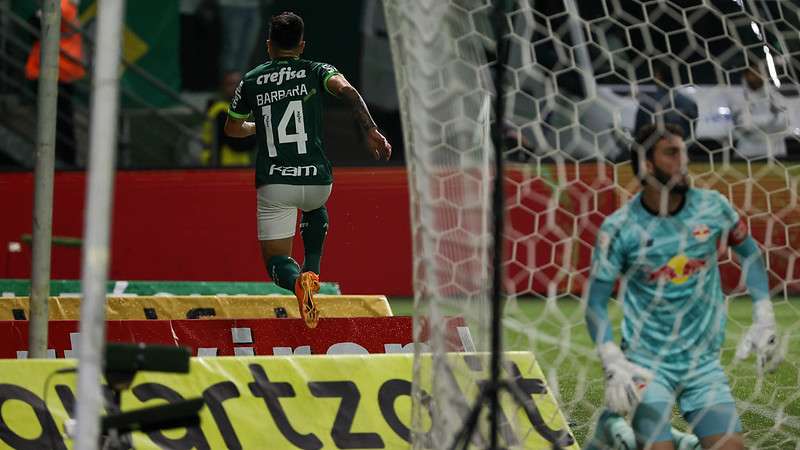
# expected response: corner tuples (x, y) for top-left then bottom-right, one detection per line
(604, 196), (638, 226)
(599, 198), (637, 242)
(298, 58), (339, 73)
(242, 62), (273, 82)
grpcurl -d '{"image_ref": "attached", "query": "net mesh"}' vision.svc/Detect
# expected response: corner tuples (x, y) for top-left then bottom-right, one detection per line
(386, 0), (800, 448)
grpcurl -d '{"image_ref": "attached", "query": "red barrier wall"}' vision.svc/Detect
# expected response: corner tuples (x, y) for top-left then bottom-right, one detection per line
(2, 165), (796, 297)
(0, 168), (413, 295)
(0, 317), (468, 358)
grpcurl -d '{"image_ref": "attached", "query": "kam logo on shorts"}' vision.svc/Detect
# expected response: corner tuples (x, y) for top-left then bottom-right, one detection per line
(269, 164), (318, 177)
(648, 254), (706, 285)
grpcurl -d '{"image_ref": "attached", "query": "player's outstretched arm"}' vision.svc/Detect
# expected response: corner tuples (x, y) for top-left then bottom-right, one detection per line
(732, 235), (784, 373)
(586, 278), (615, 345)
(585, 277), (653, 416)
(224, 116), (256, 138)
(326, 74), (392, 161)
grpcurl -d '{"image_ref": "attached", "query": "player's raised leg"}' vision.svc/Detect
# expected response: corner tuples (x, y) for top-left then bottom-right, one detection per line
(259, 237), (298, 291)
(298, 184), (332, 276)
(257, 185), (320, 327)
(299, 205), (328, 274)
(295, 185), (332, 328)
(294, 206), (326, 329)
(260, 237), (319, 328)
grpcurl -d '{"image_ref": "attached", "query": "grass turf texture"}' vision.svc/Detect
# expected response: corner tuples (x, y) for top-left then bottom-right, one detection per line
(386, 296), (800, 448)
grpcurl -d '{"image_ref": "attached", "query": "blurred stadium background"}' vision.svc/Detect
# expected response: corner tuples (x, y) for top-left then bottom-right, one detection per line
(0, 0), (799, 449)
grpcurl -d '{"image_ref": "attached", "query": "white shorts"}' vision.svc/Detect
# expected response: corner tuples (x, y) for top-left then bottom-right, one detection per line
(256, 184), (332, 240)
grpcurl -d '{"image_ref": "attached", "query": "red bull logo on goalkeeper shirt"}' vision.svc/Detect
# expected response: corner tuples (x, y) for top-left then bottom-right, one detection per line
(648, 254), (706, 285)
(692, 224), (711, 242)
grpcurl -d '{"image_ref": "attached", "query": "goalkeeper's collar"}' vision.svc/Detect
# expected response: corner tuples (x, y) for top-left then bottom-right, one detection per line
(639, 190), (688, 217)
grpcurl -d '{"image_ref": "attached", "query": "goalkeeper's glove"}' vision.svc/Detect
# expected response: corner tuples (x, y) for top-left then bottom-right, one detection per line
(735, 299), (784, 374)
(598, 342), (654, 416)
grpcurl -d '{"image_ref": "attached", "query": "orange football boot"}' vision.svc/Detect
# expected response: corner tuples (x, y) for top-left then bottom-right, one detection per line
(294, 271), (320, 328)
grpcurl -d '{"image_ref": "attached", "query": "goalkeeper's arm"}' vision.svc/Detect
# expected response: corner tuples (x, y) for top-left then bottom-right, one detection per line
(732, 234), (783, 372)
(585, 278), (615, 345)
(585, 277), (653, 416)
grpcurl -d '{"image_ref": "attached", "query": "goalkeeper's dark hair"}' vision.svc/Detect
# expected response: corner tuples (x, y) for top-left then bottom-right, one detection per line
(630, 123), (684, 181)
(269, 12), (304, 50)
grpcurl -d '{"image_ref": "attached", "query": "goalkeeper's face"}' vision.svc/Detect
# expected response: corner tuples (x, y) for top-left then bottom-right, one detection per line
(647, 134), (689, 194)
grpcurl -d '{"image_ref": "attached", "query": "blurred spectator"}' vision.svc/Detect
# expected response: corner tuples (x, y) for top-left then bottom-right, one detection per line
(219, 0), (263, 74)
(729, 57), (788, 159)
(25, 0), (85, 167)
(202, 71), (256, 166)
(634, 59), (698, 141)
(359, 1), (404, 161)
(180, 0), (221, 91)
(503, 119), (538, 162)
(542, 73), (624, 161)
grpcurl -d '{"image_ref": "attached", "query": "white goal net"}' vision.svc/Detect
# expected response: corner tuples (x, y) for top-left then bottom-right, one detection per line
(386, 0), (800, 448)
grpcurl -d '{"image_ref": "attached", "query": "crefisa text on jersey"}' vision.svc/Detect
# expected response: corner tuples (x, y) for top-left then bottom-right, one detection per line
(256, 67), (309, 106)
(257, 67), (307, 86)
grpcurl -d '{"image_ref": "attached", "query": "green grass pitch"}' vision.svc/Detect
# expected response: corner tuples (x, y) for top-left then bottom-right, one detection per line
(387, 296), (800, 447)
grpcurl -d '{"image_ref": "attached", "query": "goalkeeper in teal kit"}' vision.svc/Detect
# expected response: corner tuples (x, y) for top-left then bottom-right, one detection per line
(224, 12), (392, 328)
(584, 124), (783, 450)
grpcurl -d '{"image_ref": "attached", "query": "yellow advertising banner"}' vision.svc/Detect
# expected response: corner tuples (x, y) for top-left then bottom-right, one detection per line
(0, 352), (576, 449)
(0, 295), (393, 320)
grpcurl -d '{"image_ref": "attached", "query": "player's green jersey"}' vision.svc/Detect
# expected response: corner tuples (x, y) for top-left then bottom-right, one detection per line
(228, 57), (339, 187)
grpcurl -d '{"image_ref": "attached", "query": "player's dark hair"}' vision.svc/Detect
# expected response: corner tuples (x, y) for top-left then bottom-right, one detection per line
(630, 123), (684, 181)
(269, 12), (304, 50)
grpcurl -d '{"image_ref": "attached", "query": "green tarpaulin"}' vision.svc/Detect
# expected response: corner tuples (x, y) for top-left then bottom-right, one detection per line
(0, 279), (341, 296)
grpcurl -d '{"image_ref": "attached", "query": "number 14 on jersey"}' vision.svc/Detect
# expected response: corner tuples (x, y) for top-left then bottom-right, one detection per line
(262, 100), (308, 157)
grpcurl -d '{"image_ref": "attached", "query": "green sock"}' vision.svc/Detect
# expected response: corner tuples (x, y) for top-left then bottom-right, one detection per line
(267, 255), (300, 291)
(300, 206), (328, 274)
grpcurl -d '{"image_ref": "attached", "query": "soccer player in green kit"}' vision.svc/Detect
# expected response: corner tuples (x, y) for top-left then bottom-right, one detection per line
(224, 12), (392, 328)
(584, 124), (783, 449)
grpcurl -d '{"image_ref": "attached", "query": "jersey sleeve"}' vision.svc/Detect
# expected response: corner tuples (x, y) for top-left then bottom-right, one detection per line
(313, 62), (340, 95)
(716, 191), (747, 246)
(227, 80), (251, 119)
(590, 218), (627, 282)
